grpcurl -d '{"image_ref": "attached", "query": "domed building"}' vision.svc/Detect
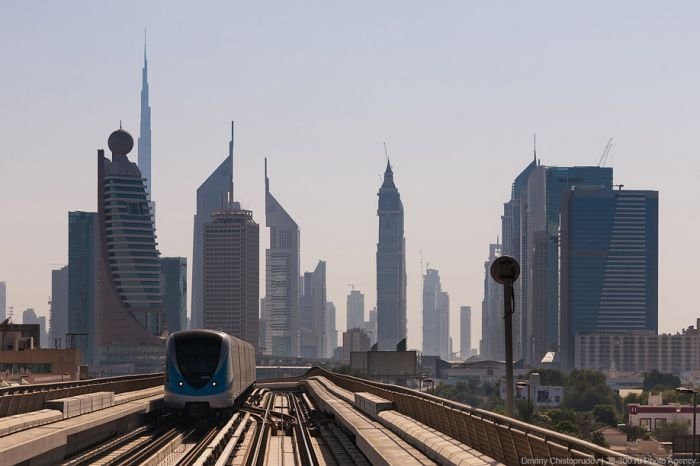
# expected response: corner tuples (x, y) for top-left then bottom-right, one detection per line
(94, 126), (166, 373)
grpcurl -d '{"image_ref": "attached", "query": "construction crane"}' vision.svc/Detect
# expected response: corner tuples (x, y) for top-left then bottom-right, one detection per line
(597, 138), (614, 167)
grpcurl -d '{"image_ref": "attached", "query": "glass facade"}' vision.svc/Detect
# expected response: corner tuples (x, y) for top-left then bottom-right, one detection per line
(528, 166), (612, 363)
(68, 211), (97, 365)
(560, 188), (658, 369)
(160, 257), (187, 334)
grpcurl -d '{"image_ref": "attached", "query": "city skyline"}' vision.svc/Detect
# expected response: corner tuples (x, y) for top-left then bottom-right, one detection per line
(2, 2), (697, 353)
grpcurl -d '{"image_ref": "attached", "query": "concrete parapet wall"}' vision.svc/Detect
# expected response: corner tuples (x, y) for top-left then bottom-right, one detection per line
(354, 392), (393, 418)
(0, 409), (63, 437)
(45, 392), (114, 419)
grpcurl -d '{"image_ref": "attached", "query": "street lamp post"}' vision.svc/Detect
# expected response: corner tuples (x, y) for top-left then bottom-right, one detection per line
(678, 387), (698, 465)
(490, 256), (520, 417)
(516, 381), (531, 421)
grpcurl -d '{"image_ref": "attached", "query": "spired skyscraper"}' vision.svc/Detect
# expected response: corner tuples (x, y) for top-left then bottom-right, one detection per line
(376, 160), (407, 351)
(264, 159), (300, 357)
(95, 127), (165, 372)
(192, 124), (235, 329)
(138, 34), (152, 203)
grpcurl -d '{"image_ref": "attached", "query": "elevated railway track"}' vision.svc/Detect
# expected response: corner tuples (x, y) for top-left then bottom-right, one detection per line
(0, 368), (660, 465)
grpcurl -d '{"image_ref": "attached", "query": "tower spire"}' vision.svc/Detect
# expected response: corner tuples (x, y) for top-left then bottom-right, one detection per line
(265, 157), (269, 193)
(138, 30), (152, 198)
(533, 133), (537, 163)
(229, 121), (235, 202)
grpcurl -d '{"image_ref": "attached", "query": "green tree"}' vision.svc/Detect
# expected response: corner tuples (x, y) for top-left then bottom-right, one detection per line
(657, 388), (692, 405)
(555, 420), (580, 436)
(536, 369), (567, 387)
(653, 421), (688, 442)
(435, 381), (480, 406)
(563, 369), (620, 412)
(592, 404), (618, 427)
(623, 392), (648, 406)
(643, 370), (681, 391)
(575, 412), (599, 439)
(590, 430), (609, 448)
(532, 412), (554, 429)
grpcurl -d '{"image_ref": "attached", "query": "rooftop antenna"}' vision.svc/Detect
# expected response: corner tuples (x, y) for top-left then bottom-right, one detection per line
(119, 120), (122, 129)
(383, 141), (389, 161)
(533, 133), (537, 164)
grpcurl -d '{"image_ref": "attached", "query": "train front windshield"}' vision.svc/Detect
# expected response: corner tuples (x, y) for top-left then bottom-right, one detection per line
(174, 333), (222, 388)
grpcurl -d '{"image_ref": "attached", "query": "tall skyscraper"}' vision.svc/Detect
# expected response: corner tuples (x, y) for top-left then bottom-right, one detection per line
(325, 301), (337, 358)
(376, 160), (407, 350)
(160, 257), (187, 335)
(68, 211), (97, 365)
(0, 282), (6, 322)
(138, 34), (152, 200)
(501, 154), (538, 362)
(95, 127), (165, 372)
(192, 124), (234, 329)
(560, 187), (658, 370)
(264, 159), (300, 357)
(460, 305), (471, 359)
(346, 290), (365, 330)
(203, 208), (259, 348)
(525, 166), (612, 364)
(501, 152), (616, 366)
(50, 266), (69, 348)
(422, 268), (449, 360)
(480, 242), (504, 360)
(299, 261), (326, 358)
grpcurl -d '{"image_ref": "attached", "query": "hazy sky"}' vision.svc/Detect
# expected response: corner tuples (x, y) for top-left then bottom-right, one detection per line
(2, 1), (699, 352)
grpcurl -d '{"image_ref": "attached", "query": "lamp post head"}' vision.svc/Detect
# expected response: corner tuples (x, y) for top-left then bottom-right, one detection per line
(490, 256), (520, 284)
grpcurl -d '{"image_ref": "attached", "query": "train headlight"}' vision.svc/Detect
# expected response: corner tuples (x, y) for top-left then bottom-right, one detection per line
(211, 381), (217, 387)
(178, 381), (184, 387)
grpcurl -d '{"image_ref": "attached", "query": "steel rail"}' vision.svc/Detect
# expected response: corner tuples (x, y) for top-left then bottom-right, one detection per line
(107, 425), (184, 466)
(290, 393), (318, 466)
(176, 423), (221, 466)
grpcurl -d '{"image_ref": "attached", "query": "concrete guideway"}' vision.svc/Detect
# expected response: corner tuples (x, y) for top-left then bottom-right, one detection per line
(307, 375), (502, 466)
(307, 368), (658, 466)
(0, 387), (163, 465)
(0, 369), (665, 465)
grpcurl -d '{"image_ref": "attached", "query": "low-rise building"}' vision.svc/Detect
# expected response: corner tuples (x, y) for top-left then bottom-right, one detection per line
(576, 321), (700, 375)
(627, 393), (696, 432)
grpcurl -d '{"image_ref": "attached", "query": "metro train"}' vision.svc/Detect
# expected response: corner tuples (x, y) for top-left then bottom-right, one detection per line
(164, 329), (256, 412)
